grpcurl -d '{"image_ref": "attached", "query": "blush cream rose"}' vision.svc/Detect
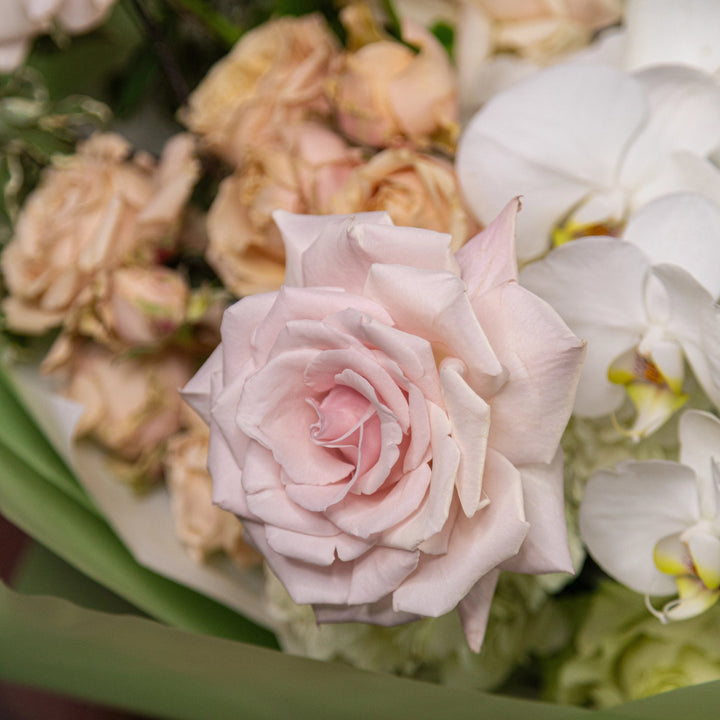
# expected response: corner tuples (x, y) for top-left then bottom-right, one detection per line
(183, 200), (585, 650)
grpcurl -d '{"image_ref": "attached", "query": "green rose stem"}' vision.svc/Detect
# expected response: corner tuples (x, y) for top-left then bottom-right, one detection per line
(128, 0), (190, 105)
(169, 0), (243, 47)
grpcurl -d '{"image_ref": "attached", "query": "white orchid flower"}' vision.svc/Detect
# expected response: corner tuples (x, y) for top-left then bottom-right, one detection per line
(520, 193), (720, 438)
(457, 62), (720, 261)
(623, 0), (720, 76)
(580, 409), (720, 622)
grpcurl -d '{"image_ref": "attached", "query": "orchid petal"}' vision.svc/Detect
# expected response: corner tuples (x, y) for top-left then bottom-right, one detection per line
(624, 193), (720, 299)
(520, 237), (648, 333)
(457, 134), (594, 261)
(624, 0), (720, 74)
(620, 66), (720, 192)
(652, 264), (720, 409)
(662, 576), (720, 620)
(688, 533), (720, 590)
(678, 410), (720, 518)
(580, 460), (700, 595)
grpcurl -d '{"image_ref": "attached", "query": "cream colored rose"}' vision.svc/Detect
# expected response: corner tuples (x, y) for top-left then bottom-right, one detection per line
(1, 133), (199, 335)
(165, 419), (260, 567)
(468, 0), (623, 60)
(45, 338), (194, 463)
(182, 14), (338, 165)
(205, 122), (361, 296)
(327, 148), (479, 252)
(0, 0), (117, 72)
(329, 16), (458, 149)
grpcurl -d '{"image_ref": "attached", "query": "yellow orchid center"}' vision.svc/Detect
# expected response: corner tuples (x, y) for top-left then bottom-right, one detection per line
(552, 217), (624, 246)
(608, 351), (687, 439)
(650, 531), (720, 622)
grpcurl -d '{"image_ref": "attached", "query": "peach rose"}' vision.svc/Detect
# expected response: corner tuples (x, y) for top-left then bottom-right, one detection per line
(469, 0), (623, 59)
(182, 14), (338, 165)
(47, 339), (194, 463)
(328, 148), (480, 251)
(0, 0), (116, 72)
(328, 16), (458, 149)
(67, 266), (190, 350)
(183, 202), (585, 650)
(1, 133), (198, 335)
(165, 418), (261, 567)
(206, 122), (361, 296)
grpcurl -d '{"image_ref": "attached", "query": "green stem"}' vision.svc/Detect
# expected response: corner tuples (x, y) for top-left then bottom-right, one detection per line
(171, 0), (243, 47)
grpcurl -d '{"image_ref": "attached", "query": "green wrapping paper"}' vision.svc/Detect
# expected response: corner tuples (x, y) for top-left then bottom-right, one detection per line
(1, 355), (720, 719)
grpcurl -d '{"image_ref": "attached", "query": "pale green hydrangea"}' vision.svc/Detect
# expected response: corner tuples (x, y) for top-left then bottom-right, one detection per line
(554, 582), (720, 708)
(265, 568), (569, 691)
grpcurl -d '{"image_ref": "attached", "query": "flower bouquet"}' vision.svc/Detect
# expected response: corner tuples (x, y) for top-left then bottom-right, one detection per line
(2, 1), (720, 718)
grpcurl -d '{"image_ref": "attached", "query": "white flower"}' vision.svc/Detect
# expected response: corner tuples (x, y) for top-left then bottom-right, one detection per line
(520, 193), (720, 437)
(457, 63), (720, 261)
(0, 0), (116, 72)
(622, 0), (720, 76)
(580, 409), (720, 621)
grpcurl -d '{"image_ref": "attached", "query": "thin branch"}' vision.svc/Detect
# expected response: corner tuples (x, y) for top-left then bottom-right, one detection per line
(128, 0), (191, 106)
(171, 0), (242, 47)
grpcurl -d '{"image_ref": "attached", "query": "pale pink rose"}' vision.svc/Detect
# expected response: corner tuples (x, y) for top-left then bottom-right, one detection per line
(48, 339), (194, 463)
(206, 122), (361, 296)
(0, 133), (199, 335)
(182, 14), (338, 165)
(328, 148), (480, 252)
(329, 18), (458, 149)
(183, 201), (585, 650)
(468, 0), (623, 59)
(165, 420), (261, 567)
(0, 0), (117, 72)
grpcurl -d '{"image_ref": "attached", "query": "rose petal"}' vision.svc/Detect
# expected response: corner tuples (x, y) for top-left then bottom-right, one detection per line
(456, 568), (500, 653)
(392, 449), (529, 617)
(273, 210), (393, 287)
(500, 450), (573, 574)
(456, 197), (520, 297)
(380, 401), (459, 551)
(264, 525), (373, 566)
(475, 282), (585, 465)
(325, 463), (432, 537)
(181, 345), (222, 423)
(313, 595), (419, 626)
(301, 217), (459, 294)
(440, 361), (490, 517)
(365, 264), (506, 397)
(237, 349), (355, 485)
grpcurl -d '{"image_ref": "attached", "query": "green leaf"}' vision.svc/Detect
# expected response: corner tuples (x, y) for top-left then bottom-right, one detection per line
(0, 580), (598, 720)
(26, 3), (143, 101)
(0, 441), (276, 648)
(12, 540), (142, 616)
(0, 362), (92, 511)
